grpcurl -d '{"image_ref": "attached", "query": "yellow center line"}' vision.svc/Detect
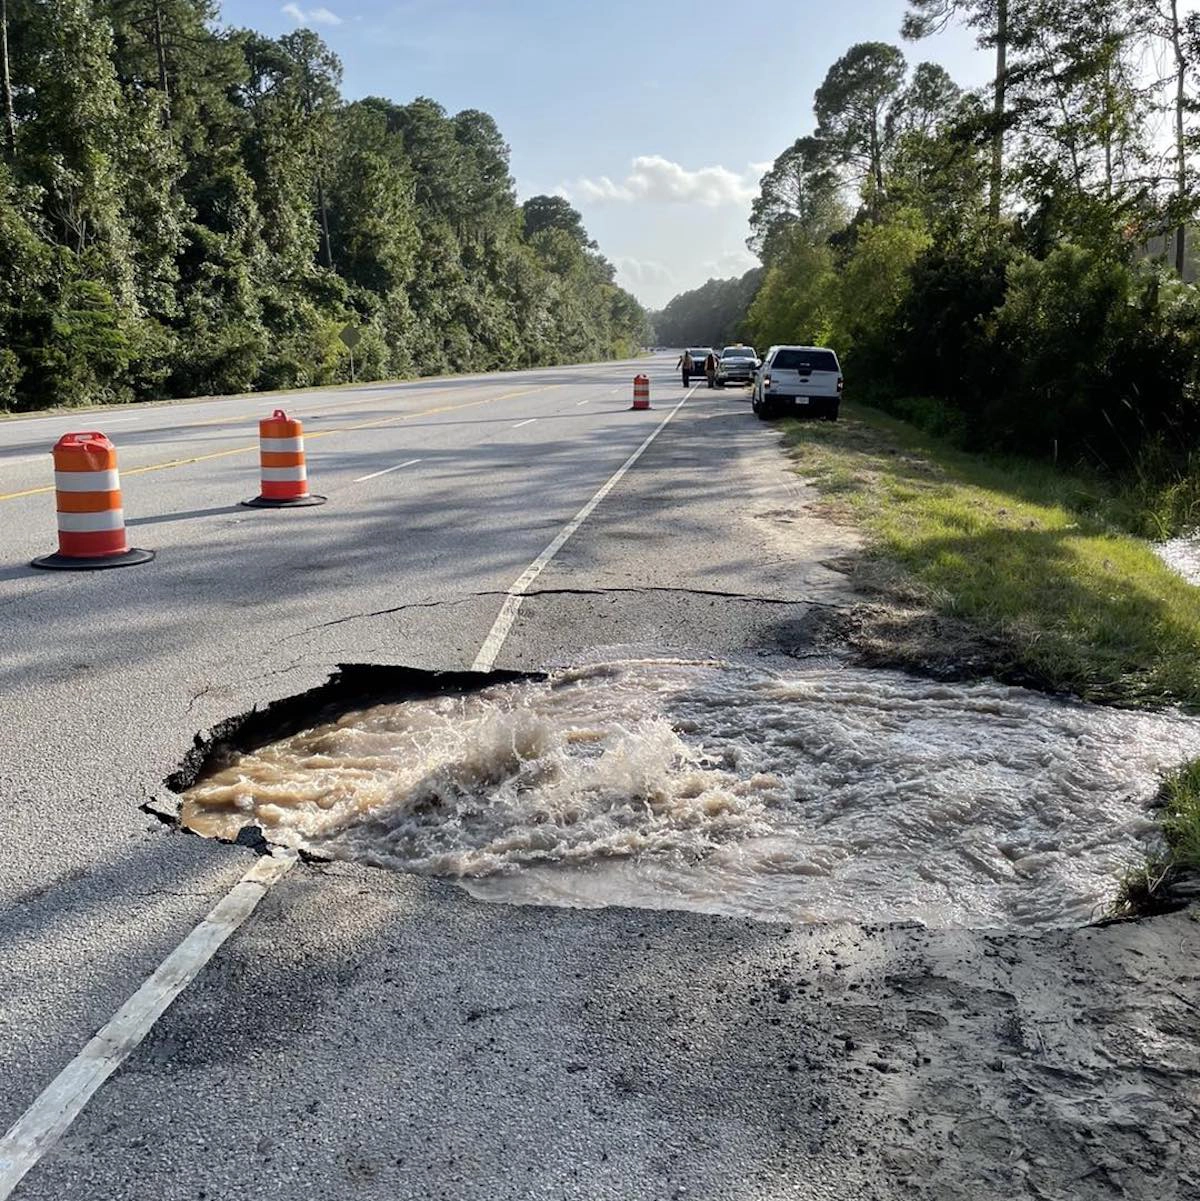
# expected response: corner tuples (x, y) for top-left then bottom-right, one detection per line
(0, 384), (552, 503)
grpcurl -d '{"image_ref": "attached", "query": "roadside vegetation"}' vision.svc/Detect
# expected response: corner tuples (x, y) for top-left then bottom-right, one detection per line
(1115, 758), (1200, 914)
(782, 404), (1200, 709)
(653, 2), (1200, 536)
(0, 2), (648, 412)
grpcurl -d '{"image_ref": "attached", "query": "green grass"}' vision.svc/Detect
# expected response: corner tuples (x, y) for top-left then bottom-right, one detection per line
(781, 402), (1200, 709)
(1115, 758), (1200, 914)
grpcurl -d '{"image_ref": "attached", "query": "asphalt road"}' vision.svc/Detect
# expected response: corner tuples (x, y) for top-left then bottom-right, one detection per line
(2, 356), (1197, 1201)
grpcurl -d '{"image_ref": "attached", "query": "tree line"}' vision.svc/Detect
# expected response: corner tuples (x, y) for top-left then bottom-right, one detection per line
(654, 0), (1200, 530)
(0, 0), (648, 411)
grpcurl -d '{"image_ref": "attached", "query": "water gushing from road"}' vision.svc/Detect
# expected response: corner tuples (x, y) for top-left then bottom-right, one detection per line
(181, 661), (1199, 928)
(1157, 535), (1200, 587)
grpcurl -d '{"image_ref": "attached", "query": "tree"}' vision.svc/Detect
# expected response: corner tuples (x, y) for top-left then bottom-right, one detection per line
(325, 102), (417, 296)
(278, 29), (341, 270)
(748, 135), (845, 259)
(0, 4), (649, 410)
(903, 0), (1015, 220)
(522, 195), (594, 246)
(815, 42), (908, 209)
(651, 270), (763, 347)
(895, 62), (962, 138)
(1, 0), (15, 159)
(746, 238), (837, 350)
(1140, 0), (1199, 275)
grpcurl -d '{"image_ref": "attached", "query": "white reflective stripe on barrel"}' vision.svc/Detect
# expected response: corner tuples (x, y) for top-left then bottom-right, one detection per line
(259, 466), (307, 483)
(259, 436), (305, 453)
(54, 470), (121, 493)
(57, 509), (126, 533)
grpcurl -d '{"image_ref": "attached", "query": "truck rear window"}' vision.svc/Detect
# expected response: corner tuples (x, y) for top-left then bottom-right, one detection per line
(772, 350), (838, 372)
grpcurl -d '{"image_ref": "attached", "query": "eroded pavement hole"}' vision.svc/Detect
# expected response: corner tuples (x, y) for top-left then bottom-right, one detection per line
(168, 660), (1200, 929)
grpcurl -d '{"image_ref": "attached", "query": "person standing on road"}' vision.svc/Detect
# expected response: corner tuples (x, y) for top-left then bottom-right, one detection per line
(704, 350), (719, 389)
(676, 350), (694, 387)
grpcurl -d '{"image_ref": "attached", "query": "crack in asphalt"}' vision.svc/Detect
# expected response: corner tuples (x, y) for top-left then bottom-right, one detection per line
(298, 587), (848, 636)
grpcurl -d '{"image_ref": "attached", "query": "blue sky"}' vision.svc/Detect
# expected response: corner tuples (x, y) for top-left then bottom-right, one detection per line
(223, 1), (993, 307)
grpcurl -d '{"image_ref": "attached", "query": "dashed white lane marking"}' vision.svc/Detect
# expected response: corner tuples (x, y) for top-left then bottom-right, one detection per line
(472, 386), (695, 673)
(0, 852), (296, 1200)
(576, 399), (589, 406)
(511, 418), (537, 429)
(0, 382), (694, 1196)
(353, 457), (422, 483)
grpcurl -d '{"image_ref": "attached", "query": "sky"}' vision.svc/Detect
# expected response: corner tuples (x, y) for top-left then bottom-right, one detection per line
(222, 1), (995, 309)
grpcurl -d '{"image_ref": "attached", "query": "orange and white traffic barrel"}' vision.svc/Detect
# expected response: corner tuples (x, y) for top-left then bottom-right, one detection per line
(32, 432), (153, 570)
(242, 409), (325, 508)
(631, 375), (651, 410)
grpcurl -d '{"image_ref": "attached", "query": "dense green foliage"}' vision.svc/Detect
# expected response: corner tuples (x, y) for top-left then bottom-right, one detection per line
(650, 269), (761, 348)
(661, 2), (1200, 531)
(0, 0), (647, 411)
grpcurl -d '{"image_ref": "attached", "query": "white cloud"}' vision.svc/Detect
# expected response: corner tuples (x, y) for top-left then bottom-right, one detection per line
(703, 248), (758, 278)
(613, 256), (675, 289)
(570, 156), (762, 209)
(282, 3), (343, 25)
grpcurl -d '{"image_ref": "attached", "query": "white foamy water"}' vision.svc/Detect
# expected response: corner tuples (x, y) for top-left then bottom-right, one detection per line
(1157, 535), (1200, 586)
(181, 662), (1200, 928)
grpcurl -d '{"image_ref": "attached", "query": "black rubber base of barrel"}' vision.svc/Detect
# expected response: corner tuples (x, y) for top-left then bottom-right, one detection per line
(240, 494), (327, 509)
(31, 547), (156, 571)
(630, 403), (652, 411)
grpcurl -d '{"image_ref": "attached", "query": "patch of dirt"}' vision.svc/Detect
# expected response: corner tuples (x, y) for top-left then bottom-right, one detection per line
(803, 602), (1060, 693)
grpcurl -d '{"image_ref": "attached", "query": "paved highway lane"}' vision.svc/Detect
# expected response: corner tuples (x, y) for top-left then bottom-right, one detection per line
(0, 353), (856, 1199)
(4, 354), (799, 1195)
(8, 360), (1189, 1201)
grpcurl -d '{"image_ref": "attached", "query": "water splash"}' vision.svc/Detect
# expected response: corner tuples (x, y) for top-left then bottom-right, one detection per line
(181, 661), (1200, 928)
(1157, 535), (1200, 587)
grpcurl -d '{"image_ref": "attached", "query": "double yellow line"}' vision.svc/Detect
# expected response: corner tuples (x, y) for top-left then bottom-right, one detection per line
(0, 384), (550, 503)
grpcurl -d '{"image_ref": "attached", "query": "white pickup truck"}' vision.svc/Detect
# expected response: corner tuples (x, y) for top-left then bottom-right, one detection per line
(752, 345), (843, 421)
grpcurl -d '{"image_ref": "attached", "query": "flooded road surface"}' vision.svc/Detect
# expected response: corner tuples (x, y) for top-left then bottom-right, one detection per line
(181, 661), (1200, 928)
(1158, 534), (1200, 586)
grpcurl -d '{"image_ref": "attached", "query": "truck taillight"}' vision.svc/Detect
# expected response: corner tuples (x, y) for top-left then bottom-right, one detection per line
(836, 377), (844, 392)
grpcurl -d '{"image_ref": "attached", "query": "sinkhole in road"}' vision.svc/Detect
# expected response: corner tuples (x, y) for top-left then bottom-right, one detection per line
(176, 660), (1200, 928)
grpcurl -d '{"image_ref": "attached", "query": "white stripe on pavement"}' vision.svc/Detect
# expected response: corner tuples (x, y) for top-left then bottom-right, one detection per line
(511, 418), (537, 429)
(575, 400), (589, 406)
(0, 852), (295, 1200)
(353, 458), (422, 483)
(472, 386), (695, 673)
(0, 384), (695, 1199)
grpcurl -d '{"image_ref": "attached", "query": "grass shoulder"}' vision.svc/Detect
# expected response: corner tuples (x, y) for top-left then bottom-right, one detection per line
(781, 402), (1200, 710)
(1115, 759), (1200, 915)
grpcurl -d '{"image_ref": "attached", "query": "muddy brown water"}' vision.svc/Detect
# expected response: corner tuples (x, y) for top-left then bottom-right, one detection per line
(180, 660), (1200, 928)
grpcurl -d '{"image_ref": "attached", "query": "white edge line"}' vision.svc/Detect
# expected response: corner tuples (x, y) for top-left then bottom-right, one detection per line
(511, 418), (537, 429)
(0, 852), (295, 1200)
(471, 386), (695, 673)
(0, 383), (695, 1195)
(353, 457), (422, 483)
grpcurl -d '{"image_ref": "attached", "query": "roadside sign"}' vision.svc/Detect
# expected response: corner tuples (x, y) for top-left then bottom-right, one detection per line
(339, 325), (362, 382)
